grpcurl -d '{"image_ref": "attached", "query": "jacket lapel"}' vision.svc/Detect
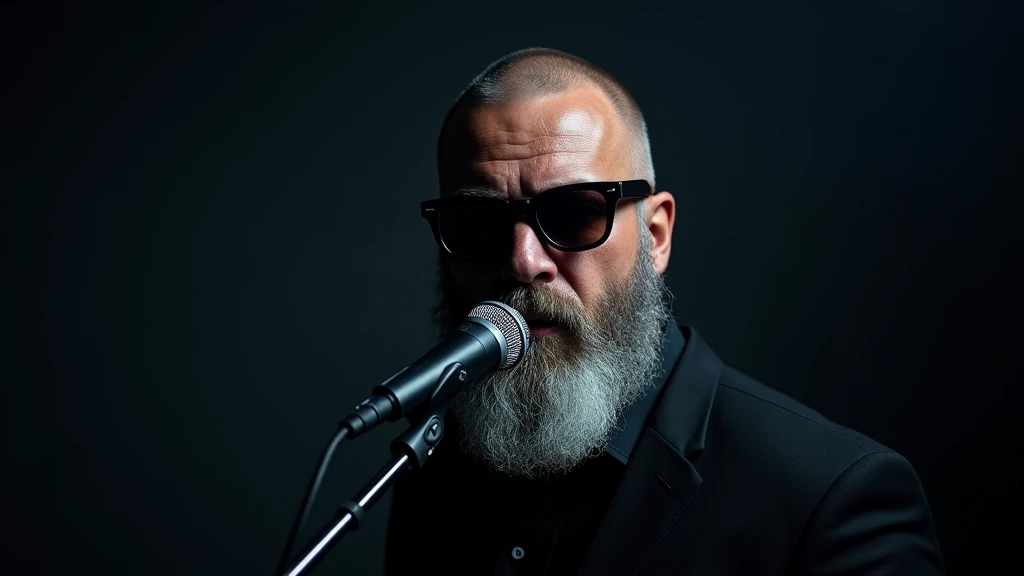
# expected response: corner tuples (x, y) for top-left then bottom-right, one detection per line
(578, 326), (723, 576)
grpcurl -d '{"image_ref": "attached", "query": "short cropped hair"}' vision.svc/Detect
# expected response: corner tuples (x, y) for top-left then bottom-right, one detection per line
(436, 48), (655, 190)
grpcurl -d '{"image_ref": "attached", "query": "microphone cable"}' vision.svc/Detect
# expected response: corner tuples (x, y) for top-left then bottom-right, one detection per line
(275, 426), (349, 575)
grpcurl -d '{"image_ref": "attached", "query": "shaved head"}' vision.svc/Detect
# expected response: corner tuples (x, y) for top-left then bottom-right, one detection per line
(437, 48), (655, 192)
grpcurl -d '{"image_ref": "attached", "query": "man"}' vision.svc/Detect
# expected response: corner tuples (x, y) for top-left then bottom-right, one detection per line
(384, 48), (944, 575)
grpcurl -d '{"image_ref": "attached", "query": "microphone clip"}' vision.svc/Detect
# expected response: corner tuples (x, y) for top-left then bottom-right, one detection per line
(390, 361), (465, 469)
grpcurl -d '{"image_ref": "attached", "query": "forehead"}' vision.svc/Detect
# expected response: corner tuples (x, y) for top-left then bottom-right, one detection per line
(440, 86), (629, 197)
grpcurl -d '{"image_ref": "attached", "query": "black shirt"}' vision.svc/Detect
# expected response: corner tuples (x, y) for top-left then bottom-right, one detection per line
(385, 323), (686, 575)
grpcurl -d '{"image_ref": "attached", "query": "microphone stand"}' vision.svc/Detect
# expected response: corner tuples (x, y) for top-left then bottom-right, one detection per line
(279, 362), (468, 576)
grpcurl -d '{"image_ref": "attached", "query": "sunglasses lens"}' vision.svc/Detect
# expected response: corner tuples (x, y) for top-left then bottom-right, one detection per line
(437, 198), (508, 258)
(537, 189), (609, 249)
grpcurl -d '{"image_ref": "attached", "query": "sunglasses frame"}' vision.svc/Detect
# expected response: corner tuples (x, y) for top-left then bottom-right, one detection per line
(420, 179), (653, 259)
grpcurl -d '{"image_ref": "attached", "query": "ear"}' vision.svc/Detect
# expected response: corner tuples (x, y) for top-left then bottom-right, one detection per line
(645, 191), (675, 275)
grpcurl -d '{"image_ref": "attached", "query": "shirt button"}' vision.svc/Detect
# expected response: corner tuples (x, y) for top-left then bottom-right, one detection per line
(511, 546), (525, 560)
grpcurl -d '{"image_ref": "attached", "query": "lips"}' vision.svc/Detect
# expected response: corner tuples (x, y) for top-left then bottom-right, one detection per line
(523, 315), (566, 337)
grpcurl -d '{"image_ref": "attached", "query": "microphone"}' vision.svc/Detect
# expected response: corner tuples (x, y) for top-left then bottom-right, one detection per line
(340, 301), (530, 438)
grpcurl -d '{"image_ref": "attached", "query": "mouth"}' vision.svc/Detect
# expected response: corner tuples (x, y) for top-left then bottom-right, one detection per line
(522, 315), (567, 338)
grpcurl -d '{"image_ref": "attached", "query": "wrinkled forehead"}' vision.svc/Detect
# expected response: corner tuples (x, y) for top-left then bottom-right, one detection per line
(438, 87), (629, 198)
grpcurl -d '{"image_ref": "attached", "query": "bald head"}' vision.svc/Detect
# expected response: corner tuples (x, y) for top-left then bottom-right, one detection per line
(437, 48), (655, 192)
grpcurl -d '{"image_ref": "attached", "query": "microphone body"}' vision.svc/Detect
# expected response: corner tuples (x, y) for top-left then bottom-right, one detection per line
(373, 319), (503, 415)
(340, 301), (529, 437)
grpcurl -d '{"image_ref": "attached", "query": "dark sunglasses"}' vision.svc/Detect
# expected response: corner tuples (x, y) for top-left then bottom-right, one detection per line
(421, 180), (653, 260)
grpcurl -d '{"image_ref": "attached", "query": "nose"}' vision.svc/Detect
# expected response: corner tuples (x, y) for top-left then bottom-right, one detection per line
(500, 221), (557, 285)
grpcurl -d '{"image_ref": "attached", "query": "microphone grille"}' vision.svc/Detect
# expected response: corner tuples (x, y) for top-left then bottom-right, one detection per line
(467, 301), (531, 369)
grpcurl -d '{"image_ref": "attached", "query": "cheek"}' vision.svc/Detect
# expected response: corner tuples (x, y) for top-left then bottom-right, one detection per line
(560, 209), (639, 307)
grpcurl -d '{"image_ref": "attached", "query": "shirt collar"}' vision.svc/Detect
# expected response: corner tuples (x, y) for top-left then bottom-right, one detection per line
(604, 321), (686, 465)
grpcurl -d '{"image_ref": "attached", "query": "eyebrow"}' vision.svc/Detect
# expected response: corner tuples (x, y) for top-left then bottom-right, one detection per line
(450, 177), (605, 199)
(451, 186), (506, 199)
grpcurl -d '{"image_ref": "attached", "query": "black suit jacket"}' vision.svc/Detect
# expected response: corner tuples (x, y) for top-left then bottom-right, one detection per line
(384, 325), (945, 575)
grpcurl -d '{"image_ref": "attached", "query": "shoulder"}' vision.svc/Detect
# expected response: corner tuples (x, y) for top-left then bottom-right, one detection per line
(659, 325), (906, 489)
(711, 369), (943, 570)
(715, 365), (890, 457)
(702, 364), (920, 508)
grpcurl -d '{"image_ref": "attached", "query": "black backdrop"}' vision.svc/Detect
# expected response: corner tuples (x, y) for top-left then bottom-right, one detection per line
(5, 2), (1020, 574)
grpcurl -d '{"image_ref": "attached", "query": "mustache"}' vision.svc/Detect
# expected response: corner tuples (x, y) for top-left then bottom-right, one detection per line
(493, 285), (589, 333)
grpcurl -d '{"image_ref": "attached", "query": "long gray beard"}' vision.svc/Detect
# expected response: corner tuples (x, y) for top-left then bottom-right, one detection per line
(436, 223), (672, 479)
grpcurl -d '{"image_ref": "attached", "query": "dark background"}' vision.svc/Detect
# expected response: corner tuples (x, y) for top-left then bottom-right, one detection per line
(4, 1), (1020, 574)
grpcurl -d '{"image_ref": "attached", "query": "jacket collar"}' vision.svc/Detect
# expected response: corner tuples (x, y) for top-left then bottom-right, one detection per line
(649, 324), (722, 458)
(578, 325), (723, 576)
(605, 321), (687, 464)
